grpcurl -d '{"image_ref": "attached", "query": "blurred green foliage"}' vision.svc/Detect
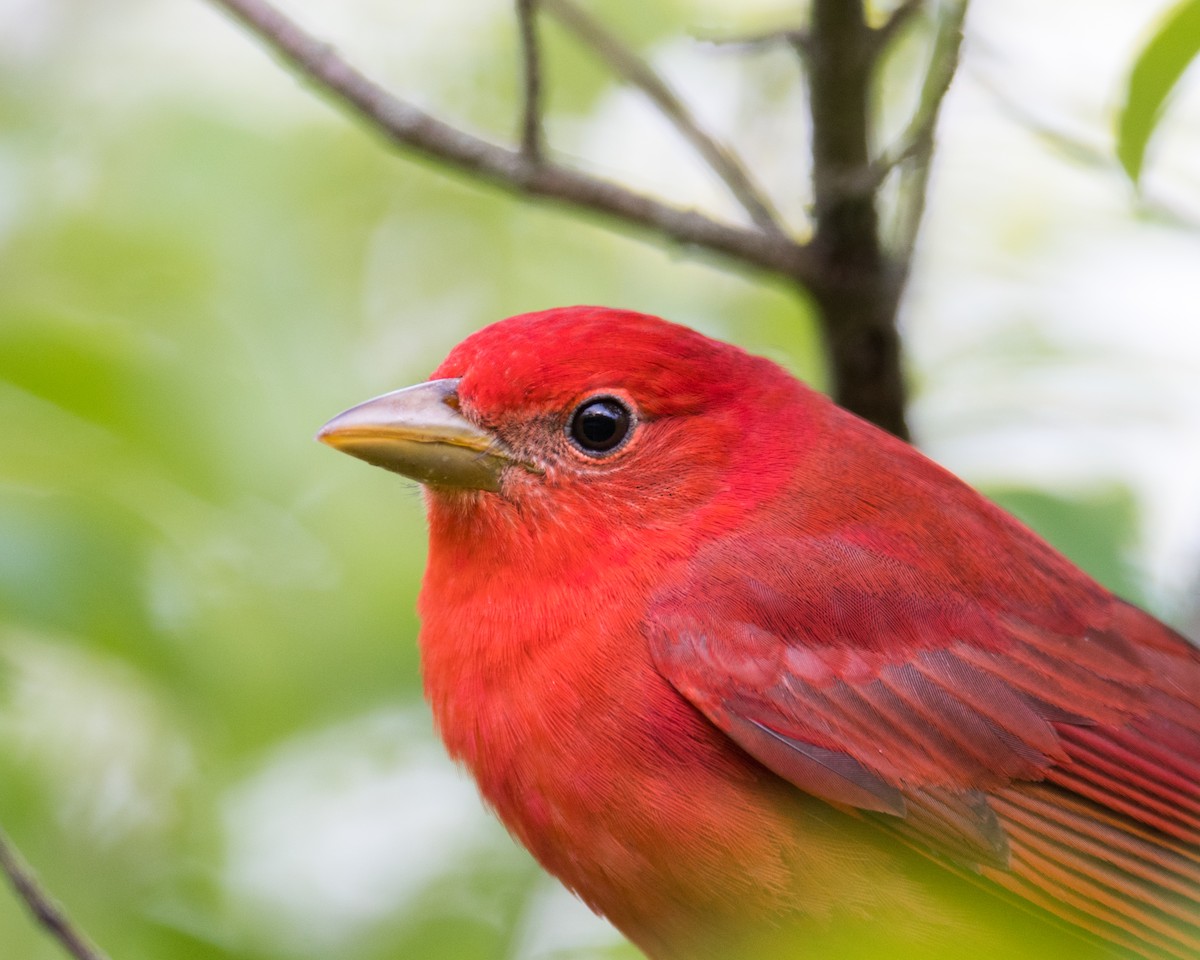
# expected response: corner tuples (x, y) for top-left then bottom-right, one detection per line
(0, 2), (1183, 959)
(0, 3), (816, 958)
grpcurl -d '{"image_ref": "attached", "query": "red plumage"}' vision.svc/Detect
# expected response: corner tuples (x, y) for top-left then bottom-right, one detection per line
(327, 306), (1199, 959)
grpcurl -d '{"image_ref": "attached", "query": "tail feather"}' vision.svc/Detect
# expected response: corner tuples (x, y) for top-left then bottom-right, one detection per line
(985, 720), (1200, 960)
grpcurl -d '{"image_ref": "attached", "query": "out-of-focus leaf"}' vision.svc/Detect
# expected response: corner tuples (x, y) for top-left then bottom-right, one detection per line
(1116, 0), (1200, 185)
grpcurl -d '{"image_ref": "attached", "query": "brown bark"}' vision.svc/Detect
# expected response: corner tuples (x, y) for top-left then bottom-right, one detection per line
(805, 0), (912, 440)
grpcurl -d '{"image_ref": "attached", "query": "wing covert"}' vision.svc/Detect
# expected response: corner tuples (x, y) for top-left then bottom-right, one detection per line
(646, 533), (1182, 861)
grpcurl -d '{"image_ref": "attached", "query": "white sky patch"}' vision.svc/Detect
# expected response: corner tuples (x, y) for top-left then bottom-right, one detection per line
(511, 880), (630, 960)
(221, 708), (508, 954)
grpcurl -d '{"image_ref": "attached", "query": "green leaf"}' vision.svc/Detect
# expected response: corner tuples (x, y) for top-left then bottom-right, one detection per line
(1116, 0), (1200, 185)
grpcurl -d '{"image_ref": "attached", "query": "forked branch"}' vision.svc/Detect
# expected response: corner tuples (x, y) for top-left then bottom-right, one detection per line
(199, 0), (971, 439)
(207, 0), (814, 279)
(543, 0), (786, 237)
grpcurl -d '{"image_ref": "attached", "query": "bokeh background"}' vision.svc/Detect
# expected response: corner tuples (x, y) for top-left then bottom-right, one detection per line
(1, 0), (1198, 958)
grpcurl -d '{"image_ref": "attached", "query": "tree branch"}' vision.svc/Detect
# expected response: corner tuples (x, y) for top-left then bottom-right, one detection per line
(542, 0), (786, 237)
(204, 0), (973, 438)
(206, 0), (813, 280)
(808, 0), (879, 265)
(792, 0), (970, 441)
(0, 827), (110, 960)
(872, 0), (924, 52)
(804, 0), (912, 440)
(695, 26), (808, 53)
(892, 0), (968, 263)
(515, 0), (544, 161)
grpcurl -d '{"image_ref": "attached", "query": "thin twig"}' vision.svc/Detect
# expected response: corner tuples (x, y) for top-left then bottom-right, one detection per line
(542, 0), (787, 237)
(861, 136), (924, 195)
(695, 26), (808, 53)
(892, 0), (968, 262)
(872, 0), (923, 51)
(515, 0), (543, 160)
(206, 0), (814, 279)
(865, 2), (963, 195)
(0, 828), (110, 960)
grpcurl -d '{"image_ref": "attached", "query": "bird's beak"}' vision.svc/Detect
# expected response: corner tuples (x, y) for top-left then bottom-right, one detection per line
(316, 378), (518, 492)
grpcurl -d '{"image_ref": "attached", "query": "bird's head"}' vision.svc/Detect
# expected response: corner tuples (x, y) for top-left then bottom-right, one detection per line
(318, 306), (819, 537)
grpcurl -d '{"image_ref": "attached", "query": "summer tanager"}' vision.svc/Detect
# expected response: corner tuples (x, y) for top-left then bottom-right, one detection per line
(318, 306), (1198, 960)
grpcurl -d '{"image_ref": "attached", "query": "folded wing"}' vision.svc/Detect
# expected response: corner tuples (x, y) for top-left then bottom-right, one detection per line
(647, 533), (1200, 959)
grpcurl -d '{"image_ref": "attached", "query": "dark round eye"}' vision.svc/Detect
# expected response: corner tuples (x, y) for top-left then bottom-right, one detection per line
(568, 396), (633, 455)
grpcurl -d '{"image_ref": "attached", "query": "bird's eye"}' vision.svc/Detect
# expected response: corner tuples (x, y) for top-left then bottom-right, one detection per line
(568, 396), (633, 456)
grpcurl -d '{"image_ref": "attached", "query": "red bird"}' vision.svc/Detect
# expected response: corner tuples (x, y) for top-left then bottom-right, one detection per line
(319, 307), (1199, 960)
